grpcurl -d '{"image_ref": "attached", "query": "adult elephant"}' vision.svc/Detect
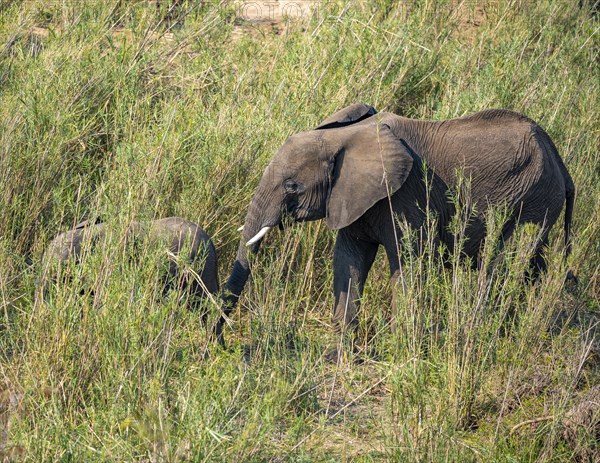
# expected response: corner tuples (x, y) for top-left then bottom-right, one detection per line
(217, 104), (574, 344)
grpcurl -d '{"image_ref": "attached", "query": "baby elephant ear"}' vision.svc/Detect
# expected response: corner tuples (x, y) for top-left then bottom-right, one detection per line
(315, 103), (377, 130)
(326, 122), (414, 230)
(74, 217), (102, 229)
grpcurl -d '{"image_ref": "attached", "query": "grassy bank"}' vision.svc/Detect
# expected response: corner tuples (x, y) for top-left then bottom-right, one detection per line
(1, 1), (598, 461)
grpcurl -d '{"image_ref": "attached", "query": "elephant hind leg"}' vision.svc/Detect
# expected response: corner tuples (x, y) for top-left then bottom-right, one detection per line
(477, 216), (551, 283)
(499, 218), (550, 283)
(527, 234), (549, 283)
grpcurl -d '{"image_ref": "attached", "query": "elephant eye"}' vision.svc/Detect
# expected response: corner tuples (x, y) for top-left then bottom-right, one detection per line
(284, 179), (298, 193)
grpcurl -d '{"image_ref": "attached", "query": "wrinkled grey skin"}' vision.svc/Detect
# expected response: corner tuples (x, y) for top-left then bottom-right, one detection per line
(218, 104), (575, 342)
(41, 217), (219, 307)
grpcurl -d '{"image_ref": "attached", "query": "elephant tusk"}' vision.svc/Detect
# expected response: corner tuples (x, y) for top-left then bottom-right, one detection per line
(237, 225), (244, 232)
(246, 226), (272, 246)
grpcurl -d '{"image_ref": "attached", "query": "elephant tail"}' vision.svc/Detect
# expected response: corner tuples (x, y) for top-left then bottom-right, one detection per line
(563, 179), (577, 284)
(564, 179), (574, 259)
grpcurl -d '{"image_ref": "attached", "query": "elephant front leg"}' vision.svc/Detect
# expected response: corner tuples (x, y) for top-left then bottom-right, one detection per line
(332, 229), (379, 335)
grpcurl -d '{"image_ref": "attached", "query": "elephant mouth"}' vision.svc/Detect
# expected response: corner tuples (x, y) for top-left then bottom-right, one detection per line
(245, 216), (284, 247)
(245, 205), (319, 247)
(294, 206), (321, 222)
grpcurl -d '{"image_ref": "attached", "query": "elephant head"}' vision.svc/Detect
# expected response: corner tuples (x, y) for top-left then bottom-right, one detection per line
(220, 104), (415, 332)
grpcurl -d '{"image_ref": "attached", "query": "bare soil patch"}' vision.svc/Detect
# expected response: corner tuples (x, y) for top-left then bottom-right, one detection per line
(232, 0), (315, 41)
(450, 0), (487, 42)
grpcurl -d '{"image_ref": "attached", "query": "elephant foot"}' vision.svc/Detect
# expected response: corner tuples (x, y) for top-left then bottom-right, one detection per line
(565, 269), (578, 286)
(323, 346), (345, 364)
(323, 343), (377, 365)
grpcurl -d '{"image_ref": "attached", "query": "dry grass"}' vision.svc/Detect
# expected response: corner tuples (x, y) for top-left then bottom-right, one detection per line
(0, 0), (598, 461)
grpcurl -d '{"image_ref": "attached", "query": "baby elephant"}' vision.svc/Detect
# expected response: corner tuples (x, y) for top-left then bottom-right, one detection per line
(40, 217), (219, 309)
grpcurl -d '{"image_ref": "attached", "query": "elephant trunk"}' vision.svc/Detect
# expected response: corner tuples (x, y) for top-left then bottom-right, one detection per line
(216, 185), (282, 344)
(221, 243), (253, 310)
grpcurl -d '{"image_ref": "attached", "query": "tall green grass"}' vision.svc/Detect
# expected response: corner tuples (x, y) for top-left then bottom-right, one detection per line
(1, 1), (598, 461)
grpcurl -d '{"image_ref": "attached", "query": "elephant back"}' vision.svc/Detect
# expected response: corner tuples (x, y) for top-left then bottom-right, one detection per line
(44, 222), (108, 264)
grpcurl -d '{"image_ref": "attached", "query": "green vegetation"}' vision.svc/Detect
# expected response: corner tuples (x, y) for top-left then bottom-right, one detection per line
(1, 1), (598, 461)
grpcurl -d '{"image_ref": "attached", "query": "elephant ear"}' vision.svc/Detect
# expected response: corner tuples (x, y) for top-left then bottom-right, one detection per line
(74, 217), (102, 229)
(326, 122), (413, 230)
(315, 103), (377, 130)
